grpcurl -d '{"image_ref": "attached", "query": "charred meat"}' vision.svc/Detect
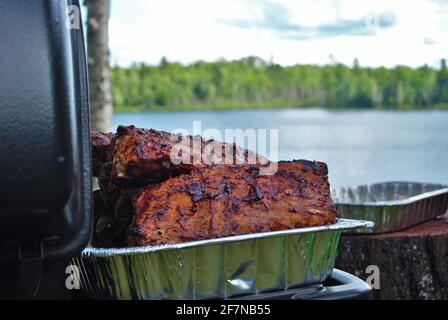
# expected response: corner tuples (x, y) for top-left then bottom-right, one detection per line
(111, 125), (267, 183)
(128, 161), (337, 245)
(90, 126), (338, 247)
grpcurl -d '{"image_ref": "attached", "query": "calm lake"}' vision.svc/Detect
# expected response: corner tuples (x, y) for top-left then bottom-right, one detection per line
(113, 109), (448, 189)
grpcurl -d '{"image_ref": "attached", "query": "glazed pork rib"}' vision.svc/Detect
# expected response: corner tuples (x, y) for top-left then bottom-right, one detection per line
(128, 160), (337, 246)
(91, 125), (269, 210)
(111, 125), (268, 183)
(90, 127), (337, 247)
(90, 128), (114, 176)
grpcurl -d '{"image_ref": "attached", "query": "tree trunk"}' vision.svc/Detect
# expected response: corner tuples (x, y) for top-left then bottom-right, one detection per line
(86, 0), (113, 132)
(336, 218), (448, 299)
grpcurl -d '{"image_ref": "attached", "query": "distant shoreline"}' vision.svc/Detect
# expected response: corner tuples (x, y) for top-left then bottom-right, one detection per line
(114, 104), (448, 113)
(112, 57), (448, 113)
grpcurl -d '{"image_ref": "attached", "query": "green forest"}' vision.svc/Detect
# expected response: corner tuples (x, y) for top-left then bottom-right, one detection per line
(111, 57), (448, 112)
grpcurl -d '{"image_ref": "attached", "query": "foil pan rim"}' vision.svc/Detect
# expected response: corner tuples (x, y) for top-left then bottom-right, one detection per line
(82, 218), (373, 257)
(333, 182), (448, 206)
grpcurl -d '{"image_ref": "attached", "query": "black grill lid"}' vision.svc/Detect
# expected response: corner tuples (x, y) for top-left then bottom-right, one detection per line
(0, 0), (92, 260)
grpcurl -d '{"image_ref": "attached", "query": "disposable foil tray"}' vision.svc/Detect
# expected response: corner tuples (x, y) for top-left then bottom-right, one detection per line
(332, 181), (448, 234)
(72, 218), (372, 300)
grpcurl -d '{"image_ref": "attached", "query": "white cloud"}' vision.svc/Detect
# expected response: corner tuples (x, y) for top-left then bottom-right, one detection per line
(108, 0), (448, 68)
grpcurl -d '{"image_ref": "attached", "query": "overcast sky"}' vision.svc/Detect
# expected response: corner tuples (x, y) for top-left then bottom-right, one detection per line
(107, 0), (448, 68)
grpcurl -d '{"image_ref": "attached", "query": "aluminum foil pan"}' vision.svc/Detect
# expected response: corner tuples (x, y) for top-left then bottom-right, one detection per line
(72, 218), (372, 300)
(332, 181), (448, 234)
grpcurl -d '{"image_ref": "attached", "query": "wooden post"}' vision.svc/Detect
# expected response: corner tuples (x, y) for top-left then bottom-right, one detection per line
(336, 217), (448, 299)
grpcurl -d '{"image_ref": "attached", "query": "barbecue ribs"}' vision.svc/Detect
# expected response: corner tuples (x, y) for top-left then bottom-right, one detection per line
(90, 126), (338, 247)
(90, 128), (114, 177)
(112, 125), (268, 183)
(128, 161), (337, 245)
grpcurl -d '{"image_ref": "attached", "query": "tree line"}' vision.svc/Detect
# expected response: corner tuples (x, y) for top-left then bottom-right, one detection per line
(111, 56), (448, 112)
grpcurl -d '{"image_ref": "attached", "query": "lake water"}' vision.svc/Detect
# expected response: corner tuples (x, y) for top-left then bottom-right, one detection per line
(113, 109), (448, 189)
